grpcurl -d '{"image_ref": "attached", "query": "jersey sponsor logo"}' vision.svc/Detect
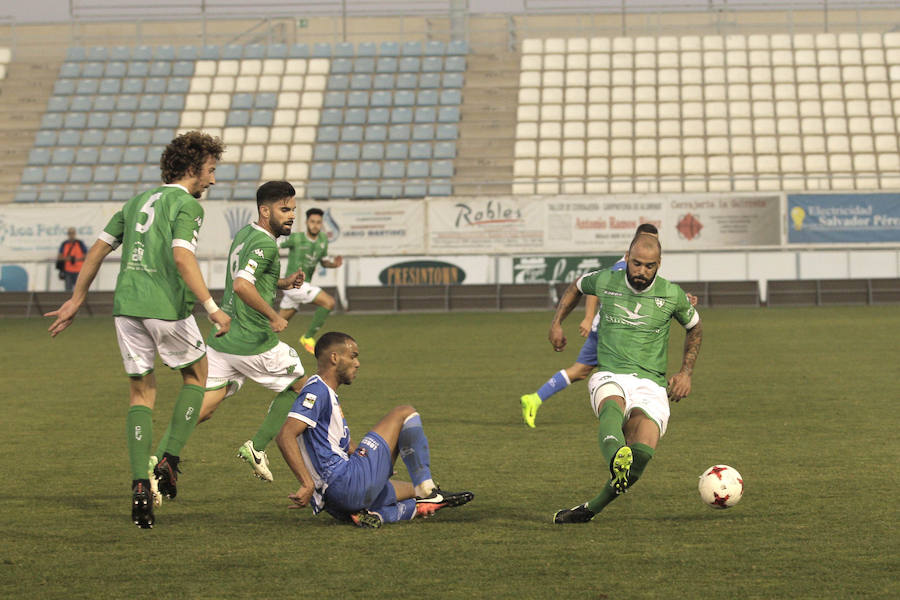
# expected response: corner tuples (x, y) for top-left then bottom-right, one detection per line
(613, 302), (647, 325)
(655, 297), (665, 308)
(302, 393), (317, 409)
(602, 290), (622, 296)
(253, 248), (265, 258)
(360, 436), (380, 451)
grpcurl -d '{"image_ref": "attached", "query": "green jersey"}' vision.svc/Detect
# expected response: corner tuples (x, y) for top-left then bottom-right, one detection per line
(208, 223), (281, 356)
(577, 269), (699, 387)
(100, 184), (204, 320)
(280, 231), (328, 281)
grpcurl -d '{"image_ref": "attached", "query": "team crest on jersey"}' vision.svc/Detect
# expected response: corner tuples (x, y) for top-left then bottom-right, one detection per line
(655, 298), (665, 308)
(302, 393), (317, 409)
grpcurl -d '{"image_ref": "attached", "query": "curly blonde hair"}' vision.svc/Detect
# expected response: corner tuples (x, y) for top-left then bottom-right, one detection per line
(159, 131), (225, 183)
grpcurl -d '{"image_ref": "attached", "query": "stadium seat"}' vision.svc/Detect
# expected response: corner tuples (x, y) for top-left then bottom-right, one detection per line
(313, 144), (337, 161)
(359, 161), (381, 178)
(364, 125), (387, 141)
(407, 161), (429, 178)
(361, 143), (384, 160)
(385, 143), (407, 160)
(337, 143), (360, 160)
(382, 161), (405, 178)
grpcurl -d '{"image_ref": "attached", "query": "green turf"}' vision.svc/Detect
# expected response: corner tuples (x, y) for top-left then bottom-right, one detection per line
(2, 307), (898, 599)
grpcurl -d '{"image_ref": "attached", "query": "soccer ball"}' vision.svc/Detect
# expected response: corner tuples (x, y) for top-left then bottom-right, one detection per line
(698, 465), (744, 509)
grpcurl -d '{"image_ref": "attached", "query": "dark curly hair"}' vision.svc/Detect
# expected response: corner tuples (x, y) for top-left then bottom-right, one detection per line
(159, 131), (225, 183)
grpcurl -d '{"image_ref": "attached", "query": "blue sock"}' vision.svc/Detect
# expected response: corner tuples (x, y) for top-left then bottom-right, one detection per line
(536, 369), (571, 402)
(374, 499), (417, 524)
(398, 413), (432, 488)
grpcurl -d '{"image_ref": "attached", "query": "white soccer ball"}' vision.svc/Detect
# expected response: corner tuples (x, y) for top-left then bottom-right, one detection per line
(698, 465), (744, 509)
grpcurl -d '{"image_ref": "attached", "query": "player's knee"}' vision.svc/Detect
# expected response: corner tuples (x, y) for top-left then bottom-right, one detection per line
(322, 294), (336, 310)
(392, 405), (417, 420)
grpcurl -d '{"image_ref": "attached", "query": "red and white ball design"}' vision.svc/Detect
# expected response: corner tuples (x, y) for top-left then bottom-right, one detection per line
(698, 465), (744, 509)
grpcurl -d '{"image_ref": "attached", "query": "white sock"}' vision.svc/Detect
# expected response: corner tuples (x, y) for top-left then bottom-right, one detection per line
(415, 479), (436, 498)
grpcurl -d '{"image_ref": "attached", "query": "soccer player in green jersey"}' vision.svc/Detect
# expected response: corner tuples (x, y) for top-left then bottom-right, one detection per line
(152, 181), (308, 483)
(277, 208), (343, 354)
(45, 131), (230, 529)
(547, 233), (703, 524)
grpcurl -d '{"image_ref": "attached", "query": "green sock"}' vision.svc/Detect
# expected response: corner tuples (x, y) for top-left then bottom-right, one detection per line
(304, 306), (331, 339)
(596, 401), (626, 465)
(127, 405), (153, 481)
(250, 387), (297, 450)
(586, 443), (655, 514)
(160, 384), (204, 457)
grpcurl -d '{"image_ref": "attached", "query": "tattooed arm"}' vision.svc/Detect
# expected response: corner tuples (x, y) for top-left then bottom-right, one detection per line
(667, 320), (703, 402)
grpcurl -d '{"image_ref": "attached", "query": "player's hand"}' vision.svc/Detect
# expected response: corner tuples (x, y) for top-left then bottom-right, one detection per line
(332, 256), (343, 268)
(210, 309), (231, 337)
(687, 293), (699, 307)
(578, 316), (592, 337)
(45, 299), (81, 337)
(270, 315), (289, 333)
(288, 485), (314, 509)
(667, 371), (692, 402)
(548, 322), (567, 352)
(280, 269), (305, 290)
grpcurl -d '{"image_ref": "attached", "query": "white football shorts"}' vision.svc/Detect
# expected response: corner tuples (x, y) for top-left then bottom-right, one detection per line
(114, 315), (206, 376)
(587, 371), (671, 437)
(278, 282), (322, 310)
(206, 341), (305, 398)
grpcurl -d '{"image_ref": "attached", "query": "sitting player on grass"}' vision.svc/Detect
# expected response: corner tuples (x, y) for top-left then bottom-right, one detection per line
(276, 332), (474, 528)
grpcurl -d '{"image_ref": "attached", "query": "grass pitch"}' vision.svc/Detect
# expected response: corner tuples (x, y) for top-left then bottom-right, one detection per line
(1, 306), (898, 599)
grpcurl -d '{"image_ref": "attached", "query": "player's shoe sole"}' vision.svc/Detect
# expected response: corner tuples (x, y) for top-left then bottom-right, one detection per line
(415, 488), (475, 518)
(237, 440), (273, 482)
(299, 336), (316, 355)
(552, 502), (595, 524)
(132, 482), (155, 529)
(610, 446), (633, 495)
(148, 455), (162, 507)
(153, 454), (181, 500)
(520, 393), (542, 428)
(350, 510), (383, 529)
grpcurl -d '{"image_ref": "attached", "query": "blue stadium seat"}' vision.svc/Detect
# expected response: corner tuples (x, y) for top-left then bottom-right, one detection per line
(21, 167), (44, 185)
(371, 90), (392, 107)
(357, 42), (377, 57)
(324, 91), (347, 108)
(172, 61), (194, 77)
(327, 75), (350, 91)
(414, 107), (436, 123)
(132, 45), (153, 61)
(355, 180), (379, 198)
(359, 161), (382, 178)
(399, 57), (420, 73)
(226, 110), (250, 127)
(151, 129), (174, 145)
(428, 179), (453, 196)
(394, 90), (415, 106)
(379, 41), (400, 56)
(150, 61), (172, 77)
(79, 129), (105, 146)
(312, 43), (332, 58)
(157, 111), (180, 128)
(364, 125), (387, 142)
(128, 129), (152, 146)
(383, 161), (406, 179)
(111, 112), (134, 128)
(65, 47), (86, 61)
(409, 143), (432, 159)
(412, 124), (435, 141)
(154, 45), (176, 60)
(402, 41), (423, 56)
(237, 163), (262, 181)
(255, 93), (277, 109)
(434, 141), (457, 159)
(404, 180), (428, 197)
(35, 131), (57, 147)
(442, 73), (464, 88)
(177, 45), (199, 60)
(14, 187), (40, 203)
(231, 93), (254, 109)
(98, 79), (121, 95)
(120, 78), (142, 95)
(350, 74), (371, 90)
(354, 57), (375, 73)
(438, 106), (460, 122)
(417, 90), (439, 106)
(244, 44), (266, 59)
(58, 130), (81, 145)
(361, 143), (384, 160)
(208, 183), (234, 201)
(127, 62), (150, 77)
(347, 91), (369, 107)
(422, 57), (443, 72)
(47, 97), (68, 112)
(118, 165), (141, 183)
(388, 124), (411, 141)
(62, 187), (88, 202)
(391, 107), (413, 123)
(53, 80), (76, 95)
(39, 186), (64, 202)
(167, 78), (190, 94)
(267, 43), (288, 58)
(75, 147), (99, 165)
(112, 184), (138, 200)
(123, 147), (147, 164)
(321, 109), (343, 125)
(309, 163), (333, 180)
(332, 58), (353, 74)
(215, 164), (237, 181)
(330, 181), (354, 198)
(444, 56), (466, 72)
(436, 124), (458, 140)
(373, 74), (395, 89)
(86, 187), (111, 201)
(141, 165), (162, 183)
(75, 79), (98, 95)
(407, 161), (430, 178)
(376, 57), (397, 73)
(250, 110), (274, 127)
(341, 125), (364, 142)
(69, 96), (92, 112)
(288, 43), (310, 58)
(88, 46), (109, 61)
(64, 113), (88, 129)
(334, 42), (354, 58)
(447, 40), (468, 55)
(70, 166), (92, 184)
(345, 108), (367, 125)
(424, 40), (446, 56)
(222, 44), (243, 60)
(117, 95), (140, 112)
(432, 160), (454, 177)
(87, 112), (110, 128)
(334, 162), (357, 179)
(99, 147), (124, 165)
(162, 95), (185, 111)
(91, 96), (115, 112)
(368, 107), (390, 124)
(313, 144), (337, 161)
(337, 143), (360, 160)
(396, 73), (417, 89)
(378, 183), (403, 198)
(200, 45), (220, 59)
(145, 78), (167, 94)
(105, 62), (127, 78)
(59, 63), (80, 78)
(28, 148), (51, 165)
(107, 46), (129, 61)
(45, 166), (69, 183)
(134, 112), (157, 128)
(385, 143), (408, 159)
(317, 126), (340, 143)
(419, 73), (441, 89)
(439, 89), (462, 105)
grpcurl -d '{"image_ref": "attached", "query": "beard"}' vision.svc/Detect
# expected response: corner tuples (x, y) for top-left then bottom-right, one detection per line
(627, 270), (654, 291)
(272, 219), (293, 236)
